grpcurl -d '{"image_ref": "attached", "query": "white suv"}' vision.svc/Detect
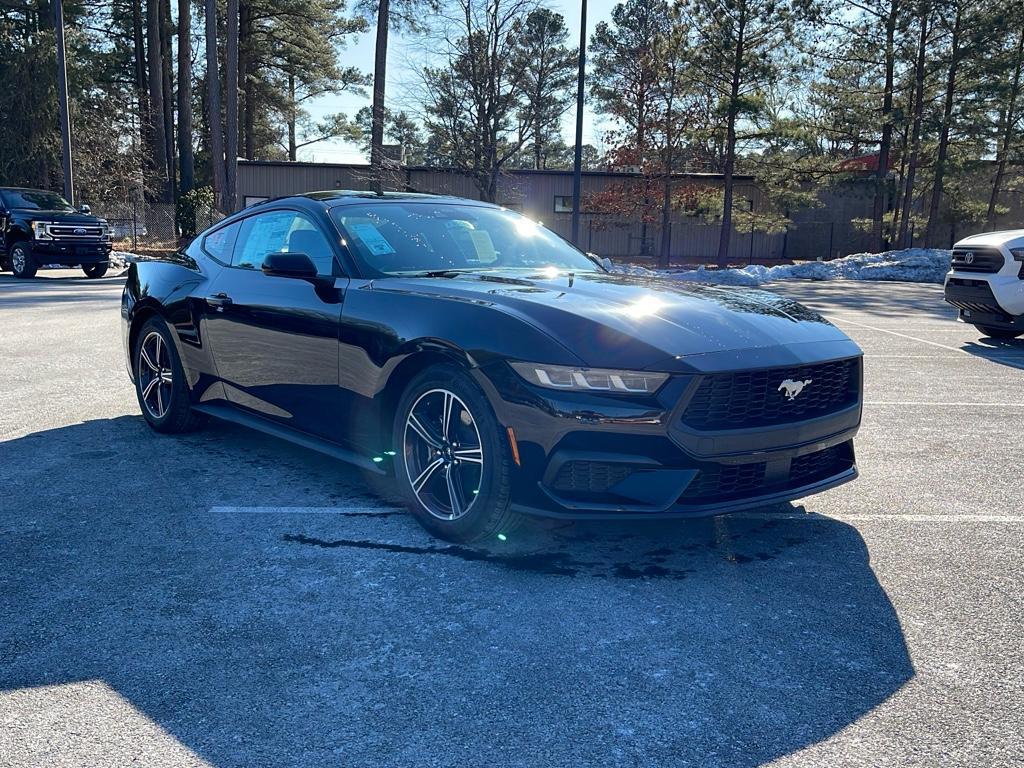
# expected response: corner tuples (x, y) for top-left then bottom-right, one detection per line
(944, 230), (1024, 339)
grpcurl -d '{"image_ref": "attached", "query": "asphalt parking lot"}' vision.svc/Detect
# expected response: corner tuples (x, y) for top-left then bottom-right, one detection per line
(1, 272), (1022, 767)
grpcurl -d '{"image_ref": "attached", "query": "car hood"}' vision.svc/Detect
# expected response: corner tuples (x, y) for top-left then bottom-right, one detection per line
(374, 270), (859, 370)
(14, 209), (102, 223)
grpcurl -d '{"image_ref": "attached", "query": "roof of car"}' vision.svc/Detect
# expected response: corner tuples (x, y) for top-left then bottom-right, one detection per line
(253, 191), (498, 209)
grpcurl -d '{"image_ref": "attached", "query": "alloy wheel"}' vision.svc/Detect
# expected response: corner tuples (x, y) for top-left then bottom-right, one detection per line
(12, 247), (26, 273)
(137, 331), (175, 419)
(402, 388), (484, 521)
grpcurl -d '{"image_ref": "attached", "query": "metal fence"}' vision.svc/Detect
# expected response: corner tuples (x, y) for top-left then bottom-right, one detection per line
(574, 217), (880, 267)
(92, 200), (222, 253)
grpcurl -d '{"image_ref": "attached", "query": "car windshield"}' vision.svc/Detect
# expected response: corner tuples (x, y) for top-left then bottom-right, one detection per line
(330, 202), (599, 277)
(1, 189), (75, 212)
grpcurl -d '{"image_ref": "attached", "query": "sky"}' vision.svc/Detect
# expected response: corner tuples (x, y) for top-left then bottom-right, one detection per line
(302, 0), (620, 164)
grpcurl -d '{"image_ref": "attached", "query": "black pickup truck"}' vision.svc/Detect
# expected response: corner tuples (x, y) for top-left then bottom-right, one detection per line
(0, 187), (113, 278)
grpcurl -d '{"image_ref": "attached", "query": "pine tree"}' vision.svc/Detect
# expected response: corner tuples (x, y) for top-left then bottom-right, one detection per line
(511, 9), (577, 170)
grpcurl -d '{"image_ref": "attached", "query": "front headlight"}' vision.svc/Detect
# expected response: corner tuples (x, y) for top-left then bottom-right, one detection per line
(509, 362), (669, 394)
(1010, 248), (1024, 262)
(31, 221), (53, 240)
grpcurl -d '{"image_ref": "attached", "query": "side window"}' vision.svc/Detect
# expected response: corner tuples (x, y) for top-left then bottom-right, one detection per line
(203, 221), (241, 263)
(233, 210), (336, 276)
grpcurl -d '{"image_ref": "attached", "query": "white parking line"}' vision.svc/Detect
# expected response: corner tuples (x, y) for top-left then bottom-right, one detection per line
(211, 505), (401, 515)
(734, 512), (1023, 522)
(211, 507), (1022, 523)
(831, 318), (968, 353)
(863, 401), (1024, 407)
(865, 354), (1024, 359)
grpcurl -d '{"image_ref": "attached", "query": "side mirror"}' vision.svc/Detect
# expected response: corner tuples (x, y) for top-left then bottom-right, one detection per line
(78, 204), (91, 214)
(261, 252), (320, 280)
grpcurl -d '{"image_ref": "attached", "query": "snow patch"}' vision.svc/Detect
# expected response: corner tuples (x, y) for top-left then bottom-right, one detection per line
(610, 248), (952, 286)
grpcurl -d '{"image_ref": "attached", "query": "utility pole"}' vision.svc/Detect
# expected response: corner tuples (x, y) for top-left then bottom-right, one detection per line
(53, 0), (74, 205)
(570, 0), (587, 247)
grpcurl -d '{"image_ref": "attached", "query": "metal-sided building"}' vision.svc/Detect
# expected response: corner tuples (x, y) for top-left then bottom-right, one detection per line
(235, 160), (882, 264)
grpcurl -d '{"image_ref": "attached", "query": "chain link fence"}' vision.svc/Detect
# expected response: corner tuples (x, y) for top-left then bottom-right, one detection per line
(93, 200), (223, 254)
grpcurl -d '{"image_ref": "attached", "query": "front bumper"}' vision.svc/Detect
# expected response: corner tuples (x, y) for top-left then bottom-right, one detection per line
(29, 239), (112, 266)
(945, 271), (1024, 320)
(476, 344), (863, 519)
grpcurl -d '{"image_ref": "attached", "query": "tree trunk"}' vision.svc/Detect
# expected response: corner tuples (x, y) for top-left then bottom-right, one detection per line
(131, 0), (150, 161)
(146, 0), (168, 200)
(160, 0), (176, 201)
(986, 27), (1024, 229)
(716, 3), (746, 267)
(225, 0), (239, 212)
(288, 73), (298, 161)
(370, 0), (390, 194)
(204, 0), (226, 211)
(926, 6), (961, 247)
(177, 0), (194, 194)
(239, 0), (255, 160)
(871, 0), (898, 253)
(897, 1), (928, 248)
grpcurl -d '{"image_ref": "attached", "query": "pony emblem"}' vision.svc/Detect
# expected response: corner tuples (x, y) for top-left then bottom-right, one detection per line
(778, 378), (812, 401)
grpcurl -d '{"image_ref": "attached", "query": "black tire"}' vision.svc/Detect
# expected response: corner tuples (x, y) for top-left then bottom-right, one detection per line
(10, 242), (37, 279)
(392, 364), (521, 543)
(133, 316), (207, 433)
(83, 263), (108, 278)
(974, 325), (1023, 340)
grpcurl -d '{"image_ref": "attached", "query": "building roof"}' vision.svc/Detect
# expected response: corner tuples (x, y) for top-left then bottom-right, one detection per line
(237, 159), (756, 181)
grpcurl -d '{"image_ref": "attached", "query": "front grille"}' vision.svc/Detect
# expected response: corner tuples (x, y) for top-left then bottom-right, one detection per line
(45, 223), (104, 239)
(679, 442), (854, 504)
(944, 278), (1007, 315)
(790, 445), (848, 486)
(551, 461), (634, 493)
(679, 461), (766, 501)
(681, 358), (860, 431)
(950, 247), (1006, 274)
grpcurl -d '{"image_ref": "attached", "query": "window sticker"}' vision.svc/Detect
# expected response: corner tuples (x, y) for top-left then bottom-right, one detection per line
(468, 230), (498, 263)
(348, 222), (397, 256)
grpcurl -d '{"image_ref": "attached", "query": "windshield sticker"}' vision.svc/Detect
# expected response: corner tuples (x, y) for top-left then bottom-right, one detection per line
(349, 222), (396, 256)
(468, 230), (498, 263)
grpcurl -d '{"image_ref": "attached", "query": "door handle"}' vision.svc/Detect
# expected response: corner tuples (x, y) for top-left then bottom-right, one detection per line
(206, 292), (233, 309)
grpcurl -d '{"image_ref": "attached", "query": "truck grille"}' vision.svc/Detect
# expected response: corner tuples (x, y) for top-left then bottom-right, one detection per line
(45, 223), (104, 239)
(945, 278), (1007, 315)
(681, 358), (860, 431)
(950, 247), (1005, 274)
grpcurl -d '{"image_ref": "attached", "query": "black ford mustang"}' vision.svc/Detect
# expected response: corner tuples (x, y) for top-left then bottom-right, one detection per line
(122, 192), (863, 542)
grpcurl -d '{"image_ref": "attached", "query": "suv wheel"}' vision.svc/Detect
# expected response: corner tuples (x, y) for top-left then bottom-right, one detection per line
(974, 325), (1023, 340)
(393, 364), (521, 543)
(83, 263), (108, 278)
(10, 242), (37, 279)
(133, 317), (207, 433)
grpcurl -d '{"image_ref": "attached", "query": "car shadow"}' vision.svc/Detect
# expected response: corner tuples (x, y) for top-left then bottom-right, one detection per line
(961, 337), (1024, 371)
(1, 416), (913, 767)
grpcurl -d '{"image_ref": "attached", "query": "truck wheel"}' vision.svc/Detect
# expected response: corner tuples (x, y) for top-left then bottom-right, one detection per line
(10, 242), (37, 279)
(83, 263), (108, 278)
(974, 325), (1023, 340)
